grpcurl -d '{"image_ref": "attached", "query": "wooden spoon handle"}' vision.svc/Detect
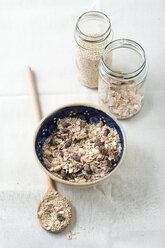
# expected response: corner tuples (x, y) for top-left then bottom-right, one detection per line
(25, 66), (42, 124)
(44, 175), (56, 192)
(25, 66), (56, 192)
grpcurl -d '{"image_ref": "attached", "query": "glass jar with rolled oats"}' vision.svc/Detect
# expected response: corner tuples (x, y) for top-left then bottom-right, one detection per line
(98, 39), (148, 119)
(74, 11), (113, 88)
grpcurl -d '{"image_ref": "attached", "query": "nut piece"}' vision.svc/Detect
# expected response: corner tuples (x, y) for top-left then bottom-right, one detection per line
(53, 165), (62, 172)
(66, 232), (72, 240)
(98, 120), (103, 127)
(44, 150), (52, 156)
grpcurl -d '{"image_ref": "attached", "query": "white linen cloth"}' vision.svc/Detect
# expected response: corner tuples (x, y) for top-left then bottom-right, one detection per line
(0, 0), (165, 247)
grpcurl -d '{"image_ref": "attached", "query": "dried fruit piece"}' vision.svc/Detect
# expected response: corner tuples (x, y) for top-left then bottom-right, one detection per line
(68, 173), (74, 179)
(103, 128), (110, 137)
(59, 150), (64, 157)
(49, 137), (56, 146)
(99, 146), (107, 155)
(57, 213), (65, 222)
(95, 138), (100, 143)
(62, 128), (69, 134)
(111, 159), (115, 165)
(94, 138), (104, 147)
(107, 159), (113, 167)
(114, 152), (120, 163)
(61, 169), (67, 179)
(62, 122), (71, 128)
(71, 154), (81, 162)
(65, 140), (71, 148)
(107, 166), (114, 172)
(84, 164), (92, 174)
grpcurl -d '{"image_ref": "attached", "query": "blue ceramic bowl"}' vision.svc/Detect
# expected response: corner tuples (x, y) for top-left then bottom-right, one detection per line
(33, 103), (126, 187)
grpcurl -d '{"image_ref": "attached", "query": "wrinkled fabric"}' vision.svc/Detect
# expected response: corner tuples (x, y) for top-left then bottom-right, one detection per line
(0, 0), (165, 247)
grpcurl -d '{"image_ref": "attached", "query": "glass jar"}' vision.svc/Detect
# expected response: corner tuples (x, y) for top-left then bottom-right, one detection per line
(75, 11), (113, 88)
(98, 39), (148, 119)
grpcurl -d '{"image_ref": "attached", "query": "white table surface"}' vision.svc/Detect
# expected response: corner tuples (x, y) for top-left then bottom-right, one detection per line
(1, 0), (165, 247)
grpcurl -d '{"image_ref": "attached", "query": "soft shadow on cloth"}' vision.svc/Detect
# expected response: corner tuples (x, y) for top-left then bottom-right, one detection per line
(58, 140), (156, 221)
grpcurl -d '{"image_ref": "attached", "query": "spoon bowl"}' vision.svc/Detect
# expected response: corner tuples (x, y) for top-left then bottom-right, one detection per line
(37, 187), (72, 232)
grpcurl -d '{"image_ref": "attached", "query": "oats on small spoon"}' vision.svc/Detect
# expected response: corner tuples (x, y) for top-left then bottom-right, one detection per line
(25, 66), (72, 232)
(37, 177), (72, 232)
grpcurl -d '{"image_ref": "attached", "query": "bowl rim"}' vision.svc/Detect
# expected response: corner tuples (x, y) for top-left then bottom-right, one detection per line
(33, 103), (127, 187)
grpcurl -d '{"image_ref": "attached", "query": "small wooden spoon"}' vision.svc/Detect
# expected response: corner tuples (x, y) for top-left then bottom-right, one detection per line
(25, 66), (72, 232)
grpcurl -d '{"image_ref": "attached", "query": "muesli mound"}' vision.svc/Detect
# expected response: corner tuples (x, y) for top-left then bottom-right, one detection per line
(38, 192), (72, 232)
(42, 117), (122, 182)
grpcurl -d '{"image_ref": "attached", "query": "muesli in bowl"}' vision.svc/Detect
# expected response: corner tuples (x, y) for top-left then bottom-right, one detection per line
(33, 104), (126, 187)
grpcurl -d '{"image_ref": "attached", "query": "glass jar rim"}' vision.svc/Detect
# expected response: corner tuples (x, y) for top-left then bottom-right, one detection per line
(100, 39), (147, 79)
(75, 11), (112, 43)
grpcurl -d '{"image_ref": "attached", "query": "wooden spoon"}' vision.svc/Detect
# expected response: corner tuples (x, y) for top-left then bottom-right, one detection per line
(25, 66), (72, 232)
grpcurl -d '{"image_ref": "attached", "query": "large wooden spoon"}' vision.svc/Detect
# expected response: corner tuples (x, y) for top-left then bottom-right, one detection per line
(25, 66), (72, 232)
